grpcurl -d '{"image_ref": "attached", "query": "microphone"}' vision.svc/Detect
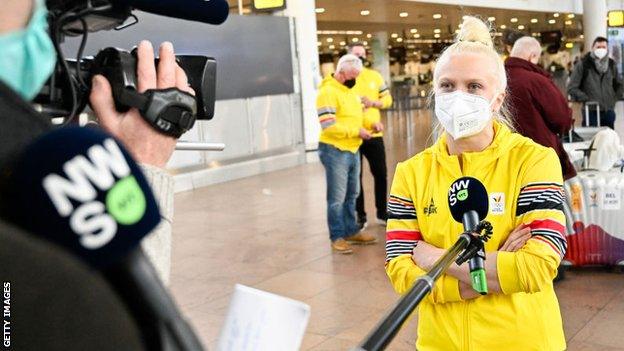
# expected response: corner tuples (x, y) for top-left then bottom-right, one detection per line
(447, 177), (489, 295)
(116, 0), (230, 25)
(0, 126), (204, 350)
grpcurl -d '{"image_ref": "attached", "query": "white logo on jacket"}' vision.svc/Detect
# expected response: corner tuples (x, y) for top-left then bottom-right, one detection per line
(490, 193), (505, 215)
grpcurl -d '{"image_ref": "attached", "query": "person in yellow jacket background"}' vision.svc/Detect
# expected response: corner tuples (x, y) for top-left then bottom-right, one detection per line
(385, 16), (566, 350)
(316, 54), (378, 254)
(348, 43), (393, 227)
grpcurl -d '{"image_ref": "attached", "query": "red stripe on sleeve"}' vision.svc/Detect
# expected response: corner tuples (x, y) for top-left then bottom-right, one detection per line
(386, 230), (423, 241)
(526, 219), (565, 234)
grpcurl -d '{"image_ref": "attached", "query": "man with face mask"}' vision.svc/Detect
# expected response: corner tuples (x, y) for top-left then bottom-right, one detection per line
(0, 0), (194, 285)
(316, 54), (377, 254)
(347, 43), (393, 228)
(505, 36), (576, 180)
(568, 36), (623, 129)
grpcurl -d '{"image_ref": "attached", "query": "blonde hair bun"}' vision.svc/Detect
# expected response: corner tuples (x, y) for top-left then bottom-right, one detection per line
(456, 16), (493, 48)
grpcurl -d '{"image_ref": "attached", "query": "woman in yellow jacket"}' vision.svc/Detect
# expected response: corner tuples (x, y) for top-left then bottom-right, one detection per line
(385, 17), (567, 351)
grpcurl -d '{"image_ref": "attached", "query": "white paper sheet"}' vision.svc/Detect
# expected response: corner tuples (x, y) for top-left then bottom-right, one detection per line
(216, 284), (311, 351)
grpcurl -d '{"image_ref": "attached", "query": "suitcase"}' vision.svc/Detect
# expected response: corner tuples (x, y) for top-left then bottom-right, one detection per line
(562, 170), (624, 266)
(563, 101), (605, 142)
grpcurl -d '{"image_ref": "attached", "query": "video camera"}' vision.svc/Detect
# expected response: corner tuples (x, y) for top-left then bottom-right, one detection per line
(36, 0), (228, 138)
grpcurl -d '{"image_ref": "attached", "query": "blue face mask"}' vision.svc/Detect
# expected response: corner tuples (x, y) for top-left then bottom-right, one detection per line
(0, 0), (57, 100)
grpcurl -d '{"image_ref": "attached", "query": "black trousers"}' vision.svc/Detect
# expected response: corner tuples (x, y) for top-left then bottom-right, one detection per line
(356, 136), (388, 221)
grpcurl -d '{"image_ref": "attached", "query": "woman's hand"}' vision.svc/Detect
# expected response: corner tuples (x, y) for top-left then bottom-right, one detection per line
(412, 241), (444, 271)
(499, 224), (532, 252)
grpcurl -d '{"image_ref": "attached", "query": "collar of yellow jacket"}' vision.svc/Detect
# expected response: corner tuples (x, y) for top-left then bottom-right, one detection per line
(432, 121), (515, 173)
(321, 75), (351, 92)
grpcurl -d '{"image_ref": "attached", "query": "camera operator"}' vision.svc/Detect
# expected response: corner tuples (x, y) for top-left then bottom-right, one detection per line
(0, 0), (192, 285)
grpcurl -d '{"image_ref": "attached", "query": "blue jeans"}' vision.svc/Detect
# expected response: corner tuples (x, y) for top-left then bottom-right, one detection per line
(318, 143), (361, 241)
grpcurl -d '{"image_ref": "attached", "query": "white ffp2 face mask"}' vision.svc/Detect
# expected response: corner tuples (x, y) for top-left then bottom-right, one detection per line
(434, 91), (493, 140)
(594, 48), (608, 59)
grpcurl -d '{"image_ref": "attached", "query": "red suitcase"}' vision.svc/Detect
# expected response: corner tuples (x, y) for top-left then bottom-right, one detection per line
(562, 171), (624, 266)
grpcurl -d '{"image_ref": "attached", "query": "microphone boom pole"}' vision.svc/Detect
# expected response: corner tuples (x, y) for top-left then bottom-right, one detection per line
(356, 231), (480, 351)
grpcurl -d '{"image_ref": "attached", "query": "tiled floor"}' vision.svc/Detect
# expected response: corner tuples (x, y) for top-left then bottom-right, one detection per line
(170, 110), (624, 350)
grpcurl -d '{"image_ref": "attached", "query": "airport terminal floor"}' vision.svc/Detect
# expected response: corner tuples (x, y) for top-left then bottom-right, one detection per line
(169, 111), (624, 350)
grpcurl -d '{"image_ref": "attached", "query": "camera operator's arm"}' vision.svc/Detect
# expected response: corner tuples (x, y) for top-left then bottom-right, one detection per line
(90, 40), (192, 285)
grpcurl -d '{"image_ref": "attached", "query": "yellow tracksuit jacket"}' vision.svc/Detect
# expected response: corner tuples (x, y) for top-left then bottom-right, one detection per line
(316, 76), (374, 153)
(352, 68), (393, 138)
(386, 121), (567, 351)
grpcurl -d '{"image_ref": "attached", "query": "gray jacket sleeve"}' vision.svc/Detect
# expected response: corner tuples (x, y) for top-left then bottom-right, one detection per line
(139, 163), (174, 286)
(567, 61), (589, 102)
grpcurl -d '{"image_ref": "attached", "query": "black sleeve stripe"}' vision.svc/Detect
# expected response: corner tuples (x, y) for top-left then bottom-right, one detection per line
(516, 202), (564, 216)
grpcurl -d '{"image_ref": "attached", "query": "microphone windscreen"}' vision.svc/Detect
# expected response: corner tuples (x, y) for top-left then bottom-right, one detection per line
(0, 127), (160, 269)
(447, 177), (489, 223)
(119, 0), (230, 25)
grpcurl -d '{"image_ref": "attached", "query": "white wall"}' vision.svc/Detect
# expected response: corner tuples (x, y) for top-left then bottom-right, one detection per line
(279, 1), (322, 153)
(609, 0), (624, 9)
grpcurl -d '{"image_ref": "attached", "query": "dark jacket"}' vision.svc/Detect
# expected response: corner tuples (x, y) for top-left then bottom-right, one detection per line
(505, 57), (577, 180)
(0, 80), (51, 169)
(567, 53), (623, 110)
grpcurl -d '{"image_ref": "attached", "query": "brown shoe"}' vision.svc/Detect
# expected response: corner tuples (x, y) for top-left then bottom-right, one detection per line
(331, 238), (353, 254)
(345, 232), (378, 245)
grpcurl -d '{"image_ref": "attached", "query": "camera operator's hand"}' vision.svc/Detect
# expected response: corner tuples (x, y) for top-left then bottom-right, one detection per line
(90, 41), (194, 168)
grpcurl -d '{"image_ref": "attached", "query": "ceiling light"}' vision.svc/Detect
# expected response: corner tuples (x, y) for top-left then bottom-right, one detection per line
(565, 42), (574, 49)
(366, 33), (372, 38)
(580, 34), (584, 39)
(391, 33), (398, 38)
(315, 8), (325, 14)
(434, 29), (441, 34)
(410, 28), (418, 33)
(565, 20), (573, 25)
(510, 18), (518, 23)
(399, 12), (409, 18)
(352, 37), (359, 42)
(488, 17), (496, 22)
(518, 25), (525, 30)
(363, 41), (368, 45)
(500, 24), (507, 29)
(549, 19), (556, 24)
(340, 41), (346, 46)
(397, 38), (404, 42)
(326, 37), (333, 43)
(433, 14), (442, 19)
(414, 34), (421, 38)
(531, 18), (538, 23)
(568, 14), (575, 19)
(553, 13), (560, 18)
(329, 45), (335, 49)
(434, 34), (441, 38)
(360, 10), (370, 16)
